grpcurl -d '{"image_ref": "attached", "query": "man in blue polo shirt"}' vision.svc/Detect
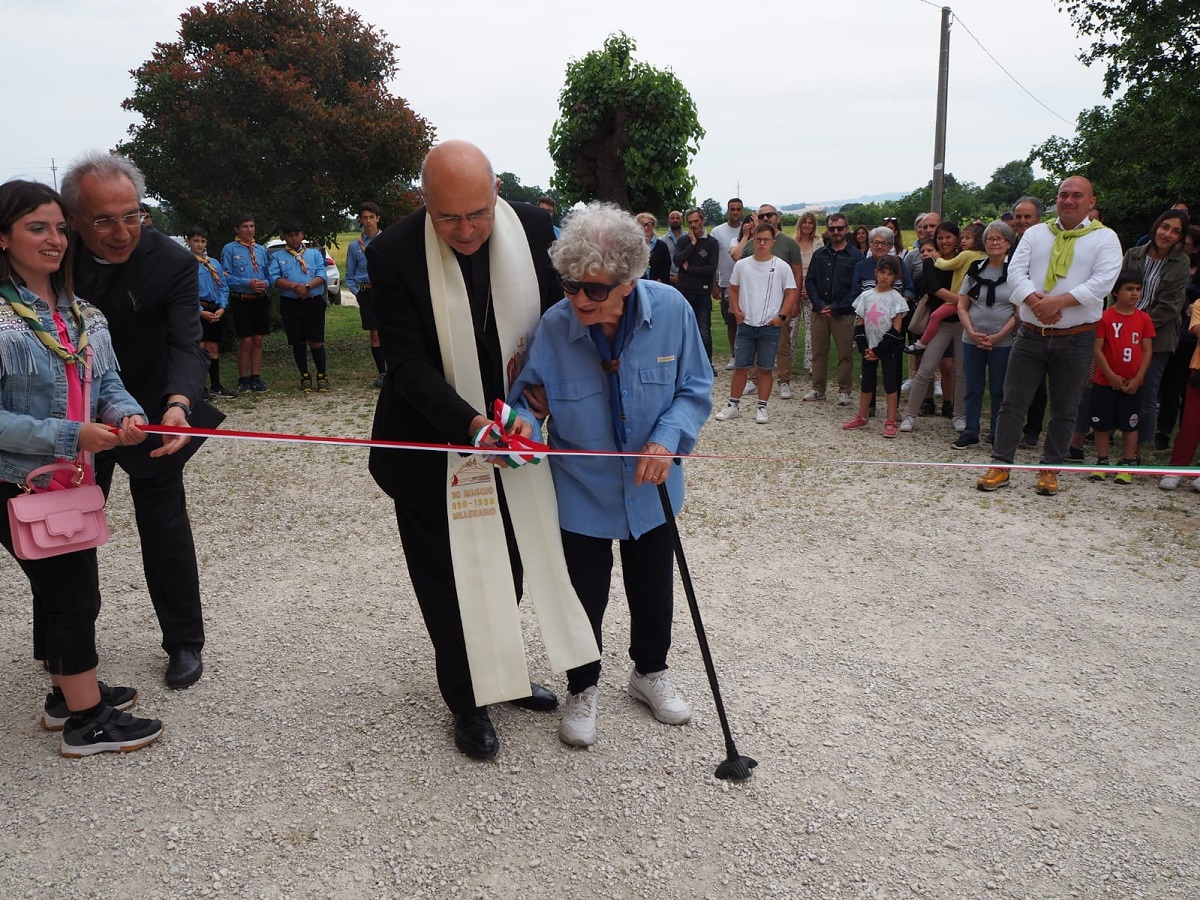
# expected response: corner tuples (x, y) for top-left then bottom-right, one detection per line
(268, 220), (330, 393)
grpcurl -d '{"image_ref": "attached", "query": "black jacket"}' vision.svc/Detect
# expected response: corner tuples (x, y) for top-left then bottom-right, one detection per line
(672, 233), (719, 293)
(365, 202), (559, 507)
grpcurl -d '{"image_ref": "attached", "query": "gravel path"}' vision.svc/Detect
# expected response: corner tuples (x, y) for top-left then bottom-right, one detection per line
(1, 369), (1196, 899)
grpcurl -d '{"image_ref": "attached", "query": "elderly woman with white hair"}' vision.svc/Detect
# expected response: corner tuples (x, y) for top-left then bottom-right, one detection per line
(509, 202), (712, 749)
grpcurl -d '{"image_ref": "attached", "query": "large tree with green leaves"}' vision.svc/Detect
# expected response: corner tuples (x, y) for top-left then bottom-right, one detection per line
(1030, 2), (1200, 239)
(548, 33), (704, 214)
(120, 0), (434, 245)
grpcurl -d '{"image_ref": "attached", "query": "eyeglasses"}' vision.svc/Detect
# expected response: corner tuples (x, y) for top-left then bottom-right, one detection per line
(828, 225), (847, 232)
(984, 235), (1010, 244)
(561, 278), (622, 302)
(89, 212), (142, 233)
(869, 239), (892, 247)
(753, 237), (774, 244)
(758, 212), (777, 219)
(639, 221), (656, 229)
(430, 211), (493, 227)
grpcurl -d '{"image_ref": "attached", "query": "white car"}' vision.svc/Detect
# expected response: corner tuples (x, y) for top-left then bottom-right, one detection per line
(265, 239), (341, 304)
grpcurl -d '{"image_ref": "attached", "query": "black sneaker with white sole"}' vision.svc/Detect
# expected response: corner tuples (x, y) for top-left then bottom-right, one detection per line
(61, 705), (163, 758)
(41, 682), (138, 731)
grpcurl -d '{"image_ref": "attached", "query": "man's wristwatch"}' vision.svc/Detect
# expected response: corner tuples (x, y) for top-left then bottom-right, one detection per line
(164, 401), (192, 420)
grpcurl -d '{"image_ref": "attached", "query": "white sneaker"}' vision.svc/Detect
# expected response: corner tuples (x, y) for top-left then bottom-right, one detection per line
(628, 669), (691, 725)
(898, 415), (916, 433)
(837, 392), (852, 406)
(741, 382), (757, 397)
(778, 383), (793, 400)
(714, 403), (740, 421)
(900, 379), (912, 393)
(934, 381), (943, 398)
(801, 390), (824, 401)
(1159, 475), (1181, 491)
(755, 406), (769, 424)
(724, 359), (736, 371)
(952, 415), (966, 433)
(558, 686), (598, 747)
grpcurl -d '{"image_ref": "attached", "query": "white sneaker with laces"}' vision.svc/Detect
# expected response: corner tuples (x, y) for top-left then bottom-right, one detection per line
(801, 390), (824, 401)
(714, 403), (741, 421)
(724, 359), (736, 371)
(558, 686), (598, 747)
(837, 392), (852, 406)
(900, 379), (912, 393)
(1158, 475), (1181, 491)
(755, 406), (769, 424)
(741, 382), (757, 397)
(952, 415), (966, 433)
(628, 669), (691, 725)
(778, 383), (793, 400)
(898, 415), (916, 433)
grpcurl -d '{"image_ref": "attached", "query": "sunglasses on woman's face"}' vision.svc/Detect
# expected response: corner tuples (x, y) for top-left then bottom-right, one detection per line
(562, 278), (622, 302)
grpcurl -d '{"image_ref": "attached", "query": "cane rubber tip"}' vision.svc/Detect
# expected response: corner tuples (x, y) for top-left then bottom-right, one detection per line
(715, 755), (758, 781)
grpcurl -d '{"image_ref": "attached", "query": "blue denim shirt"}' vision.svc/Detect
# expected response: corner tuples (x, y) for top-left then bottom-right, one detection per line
(346, 233), (375, 294)
(268, 247), (327, 299)
(0, 283), (143, 484)
(220, 240), (269, 294)
(508, 278), (713, 540)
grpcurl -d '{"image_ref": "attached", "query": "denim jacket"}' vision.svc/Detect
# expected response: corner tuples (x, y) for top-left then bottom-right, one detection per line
(0, 282), (143, 484)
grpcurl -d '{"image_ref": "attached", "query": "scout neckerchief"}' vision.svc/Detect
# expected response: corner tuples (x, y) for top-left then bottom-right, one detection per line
(195, 252), (223, 286)
(1045, 219), (1105, 291)
(235, 237), (260, 272)
(965, 257), (1009, 307)
(0, 281), (90, 365)
(424, 198), (599, 705)
(286, 245), (308, 274)
(588, 288), (639, 449)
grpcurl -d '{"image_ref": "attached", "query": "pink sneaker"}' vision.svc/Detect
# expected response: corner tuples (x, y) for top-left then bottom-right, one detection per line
(842, 414), (869, 430)
(882, 420), (899, 438)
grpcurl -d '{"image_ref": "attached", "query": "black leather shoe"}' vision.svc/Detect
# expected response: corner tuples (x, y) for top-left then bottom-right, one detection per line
(453, 709), (498, 760)
(508, 681), (559, 712)
(165, 649), (203, 690)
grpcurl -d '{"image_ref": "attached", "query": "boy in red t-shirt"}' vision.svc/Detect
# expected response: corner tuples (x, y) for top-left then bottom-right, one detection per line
(1089, 270), (1156, 483)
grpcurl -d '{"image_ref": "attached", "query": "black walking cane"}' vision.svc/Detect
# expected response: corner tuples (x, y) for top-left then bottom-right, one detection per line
(657, 481), (757, 781)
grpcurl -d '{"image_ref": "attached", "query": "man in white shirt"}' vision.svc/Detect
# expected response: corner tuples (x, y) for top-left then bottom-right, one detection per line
(977, 176), (1123, 495)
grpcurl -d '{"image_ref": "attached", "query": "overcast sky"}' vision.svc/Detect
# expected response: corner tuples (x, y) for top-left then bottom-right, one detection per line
(6, 0), (1109, 210)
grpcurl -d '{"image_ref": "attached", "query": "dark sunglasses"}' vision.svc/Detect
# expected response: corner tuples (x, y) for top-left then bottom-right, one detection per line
(828, 225), (847, 231)
(758, 212), (777, 219)
(562, 278), (622, 302)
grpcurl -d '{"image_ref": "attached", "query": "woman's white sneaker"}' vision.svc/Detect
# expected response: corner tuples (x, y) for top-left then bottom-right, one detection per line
(559, 687), (598, 747)
(1159, 475), (1181, 491)
(627, 669), (691, 725)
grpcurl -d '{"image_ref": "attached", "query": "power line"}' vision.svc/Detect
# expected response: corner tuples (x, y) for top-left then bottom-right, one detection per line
(950, 10), (1075, 126)
(916, 2), (1080, 127)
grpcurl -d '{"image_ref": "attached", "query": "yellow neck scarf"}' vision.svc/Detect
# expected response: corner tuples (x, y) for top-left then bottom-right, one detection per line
(1045, 219), (1105, 291)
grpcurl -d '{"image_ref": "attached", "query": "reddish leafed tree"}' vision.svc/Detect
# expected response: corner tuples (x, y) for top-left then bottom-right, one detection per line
(120, 0), (434, 244)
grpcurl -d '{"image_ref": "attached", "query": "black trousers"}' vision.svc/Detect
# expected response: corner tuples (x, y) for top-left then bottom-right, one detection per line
(560, 524), (674, 695)
(393, 479), (523, 714)
(94, 453), (204, 653)
(0, 483), (101, 675)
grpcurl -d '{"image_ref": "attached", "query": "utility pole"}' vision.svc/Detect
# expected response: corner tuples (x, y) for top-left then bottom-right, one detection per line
(931, 6), (951, 216)
(50, 158), (58, 191)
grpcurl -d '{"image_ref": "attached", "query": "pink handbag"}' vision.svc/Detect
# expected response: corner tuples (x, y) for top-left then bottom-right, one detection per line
(6, 345), (109, 560)
(7, 465), (109, 560)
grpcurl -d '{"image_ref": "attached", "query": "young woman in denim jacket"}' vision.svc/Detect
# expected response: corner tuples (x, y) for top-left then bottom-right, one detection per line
(0, 180), (162, 757)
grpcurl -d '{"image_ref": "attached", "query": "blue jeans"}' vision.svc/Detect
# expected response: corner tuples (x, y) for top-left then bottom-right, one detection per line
(1138, 351), (1171, 446)
(682, 292), (713, 363)
(961, 341), (1011, 440)
(993, 327), (1095, 465)
(733, 323), (782, 370)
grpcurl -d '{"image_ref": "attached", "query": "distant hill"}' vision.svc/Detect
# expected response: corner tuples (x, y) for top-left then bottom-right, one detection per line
(782, 192), (906, 212)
